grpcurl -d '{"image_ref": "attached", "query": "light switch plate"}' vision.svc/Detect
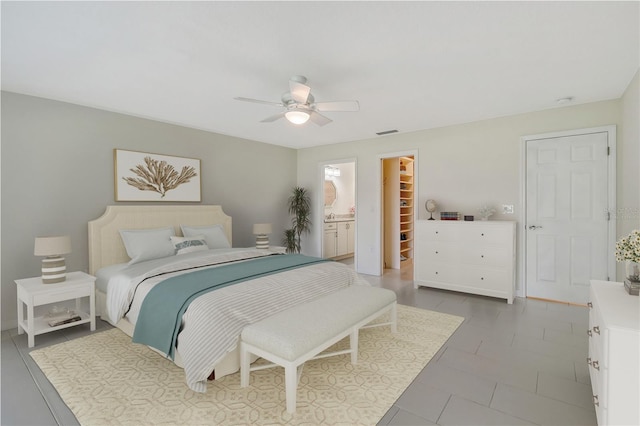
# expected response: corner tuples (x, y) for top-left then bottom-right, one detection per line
(503, 204), (514, 214)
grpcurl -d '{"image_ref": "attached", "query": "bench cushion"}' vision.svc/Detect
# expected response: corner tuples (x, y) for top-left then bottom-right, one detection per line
(241, 285), (396, 361)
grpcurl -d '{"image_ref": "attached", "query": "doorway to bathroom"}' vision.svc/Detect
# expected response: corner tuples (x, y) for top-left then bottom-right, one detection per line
(321, 161), (356, 263)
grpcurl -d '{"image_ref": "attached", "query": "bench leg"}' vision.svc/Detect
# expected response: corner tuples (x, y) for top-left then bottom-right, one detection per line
(240, 342), (250, 387)
(350, 328), (358, 364)
(285, 364), (298, 413)
(391, 303), (398, 333)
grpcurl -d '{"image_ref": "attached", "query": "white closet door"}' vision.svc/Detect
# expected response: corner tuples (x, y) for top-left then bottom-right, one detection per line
(526, 131), (609, 304)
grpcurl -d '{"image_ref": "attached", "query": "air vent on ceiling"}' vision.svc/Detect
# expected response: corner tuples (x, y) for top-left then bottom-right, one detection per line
(376, 129), (399, 136)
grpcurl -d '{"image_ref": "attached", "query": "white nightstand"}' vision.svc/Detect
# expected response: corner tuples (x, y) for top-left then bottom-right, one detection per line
(15, 271), (96, 347)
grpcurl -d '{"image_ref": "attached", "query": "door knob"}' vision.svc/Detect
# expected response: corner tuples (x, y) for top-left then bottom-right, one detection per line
(528, 225), (542, 230)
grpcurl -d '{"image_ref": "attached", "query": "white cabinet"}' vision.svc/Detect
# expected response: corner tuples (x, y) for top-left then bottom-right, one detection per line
(323, 220), (354, 259)
(414, 220), (516, 303)
(323, 222), (337, 258)
(588, 280), (640, 426)
(337, 221), (355, 256)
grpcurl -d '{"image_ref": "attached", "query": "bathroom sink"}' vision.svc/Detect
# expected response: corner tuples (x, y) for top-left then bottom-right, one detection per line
(324, 216), (355, 223)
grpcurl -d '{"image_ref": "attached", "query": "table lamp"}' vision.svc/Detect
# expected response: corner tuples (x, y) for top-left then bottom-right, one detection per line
(253, 223), (272, 249)
(34, 235), (71, 283)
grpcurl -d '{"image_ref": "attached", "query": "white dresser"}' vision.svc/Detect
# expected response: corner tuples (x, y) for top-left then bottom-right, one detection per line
(414, 220), (516, 303)
(588, 280), (640, 426)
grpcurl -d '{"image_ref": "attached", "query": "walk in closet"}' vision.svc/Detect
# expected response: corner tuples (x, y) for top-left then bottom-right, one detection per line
(382, 155), (414, 269)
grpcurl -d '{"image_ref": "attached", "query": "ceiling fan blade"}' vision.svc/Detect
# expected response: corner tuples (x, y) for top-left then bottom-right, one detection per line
(234, 97), (283, 107)
(289, 80), (311, 104)
(260, 112), (286, 123)
(314, 100), (360, 112)
(308, 111), (332, 126)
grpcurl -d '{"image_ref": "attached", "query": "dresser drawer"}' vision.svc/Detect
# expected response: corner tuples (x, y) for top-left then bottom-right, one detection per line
(416, 264), (458, 283)
(460, 246), (512, 267)
(588, 301), (607, 369)
(467, 226), (513, 245)
(458, 267), (512, 292)
(420, 226), (460, 242)
(420, 242), (459, 263)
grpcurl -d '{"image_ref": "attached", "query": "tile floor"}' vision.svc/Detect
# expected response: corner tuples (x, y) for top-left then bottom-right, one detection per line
(1, 264), (596, 425)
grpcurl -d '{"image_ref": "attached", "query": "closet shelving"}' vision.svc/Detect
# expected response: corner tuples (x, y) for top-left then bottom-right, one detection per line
(399, 156), (414, 266)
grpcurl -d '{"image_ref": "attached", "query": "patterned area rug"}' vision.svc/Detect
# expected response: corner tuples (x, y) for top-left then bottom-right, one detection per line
(30, 304), (463, 425)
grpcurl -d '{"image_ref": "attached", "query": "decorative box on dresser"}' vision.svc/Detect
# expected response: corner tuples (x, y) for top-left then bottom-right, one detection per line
(587, 280), (640, 426)
(414, 220), (516, 303)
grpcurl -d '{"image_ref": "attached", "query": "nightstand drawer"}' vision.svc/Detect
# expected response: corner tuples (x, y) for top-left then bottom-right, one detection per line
(31, 286), (92, 305)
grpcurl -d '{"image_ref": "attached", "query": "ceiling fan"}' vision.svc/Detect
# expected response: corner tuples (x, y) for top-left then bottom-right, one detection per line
(234, 75), (359, 126)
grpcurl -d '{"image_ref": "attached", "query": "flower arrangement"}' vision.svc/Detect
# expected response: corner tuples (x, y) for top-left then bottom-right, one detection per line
(615, 229), (640, 263)
(478, 205), (496, 220)
(616, 229), (640, 282)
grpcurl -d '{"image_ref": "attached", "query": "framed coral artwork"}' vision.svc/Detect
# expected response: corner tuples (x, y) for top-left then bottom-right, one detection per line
(114, 149), (201, 202)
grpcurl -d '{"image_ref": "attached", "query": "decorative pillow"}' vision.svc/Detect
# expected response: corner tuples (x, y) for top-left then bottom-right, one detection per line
(181, 224), (231, 249)
(171, 235), (209, 255)
(119, 227), (176, 265)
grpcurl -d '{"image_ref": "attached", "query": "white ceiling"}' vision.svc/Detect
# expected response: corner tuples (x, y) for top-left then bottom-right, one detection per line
(2, 1), (638, 149)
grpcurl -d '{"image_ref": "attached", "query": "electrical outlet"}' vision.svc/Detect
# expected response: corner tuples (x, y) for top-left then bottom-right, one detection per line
(503, 204), (514, 214)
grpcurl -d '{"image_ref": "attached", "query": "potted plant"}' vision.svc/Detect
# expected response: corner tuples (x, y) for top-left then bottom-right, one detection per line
(282, 186), (311, 253)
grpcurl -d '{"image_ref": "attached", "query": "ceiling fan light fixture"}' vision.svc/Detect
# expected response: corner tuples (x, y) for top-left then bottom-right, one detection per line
(285, 110), (310, 125)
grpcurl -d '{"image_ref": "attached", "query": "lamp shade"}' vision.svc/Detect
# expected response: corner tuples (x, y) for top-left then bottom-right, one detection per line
(285, 110), (310, 125)
(253, 223), (272, 235)
(34, 236), (71, 256)
(34, 236), (71, 284)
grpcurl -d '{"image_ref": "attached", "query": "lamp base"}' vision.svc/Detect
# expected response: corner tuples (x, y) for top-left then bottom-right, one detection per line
(255, 235), (269, 249)
(42, 256), (66, 284)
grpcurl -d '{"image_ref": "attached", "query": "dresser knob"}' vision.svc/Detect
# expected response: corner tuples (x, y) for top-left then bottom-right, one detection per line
(593, 395), (599, 407)
(593, 326), (600, 335)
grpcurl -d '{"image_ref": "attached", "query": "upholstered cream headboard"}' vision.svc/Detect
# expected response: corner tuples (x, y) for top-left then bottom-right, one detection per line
(88, 205), (232, 275)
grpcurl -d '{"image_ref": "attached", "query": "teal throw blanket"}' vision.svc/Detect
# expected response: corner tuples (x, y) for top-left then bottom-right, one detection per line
(132, 254), (329, 358)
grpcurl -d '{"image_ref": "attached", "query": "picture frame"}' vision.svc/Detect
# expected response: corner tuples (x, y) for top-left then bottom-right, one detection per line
(114, 149), (201, 202)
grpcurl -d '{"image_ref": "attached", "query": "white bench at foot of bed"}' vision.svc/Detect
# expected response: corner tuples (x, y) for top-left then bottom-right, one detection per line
(240, 285), (397, 414)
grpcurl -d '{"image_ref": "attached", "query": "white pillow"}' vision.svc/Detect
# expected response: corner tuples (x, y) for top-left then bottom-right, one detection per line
(171, 235), (209, 255)
(181, 224), (231, 249)
(119, 227), (176, 265)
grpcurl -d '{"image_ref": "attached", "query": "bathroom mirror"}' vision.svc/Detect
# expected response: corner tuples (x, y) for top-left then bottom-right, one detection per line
(324, 180), (337, 207)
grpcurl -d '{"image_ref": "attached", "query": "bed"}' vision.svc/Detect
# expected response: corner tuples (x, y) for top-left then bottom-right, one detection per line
(88, 205), (368, 392)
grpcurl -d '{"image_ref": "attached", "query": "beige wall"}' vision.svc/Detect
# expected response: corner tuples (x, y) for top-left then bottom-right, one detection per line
(1, 92), (297, 330)
(2, 72), (637, 328)
(297, 98), (631, 295)
(619, 69), (640, 278)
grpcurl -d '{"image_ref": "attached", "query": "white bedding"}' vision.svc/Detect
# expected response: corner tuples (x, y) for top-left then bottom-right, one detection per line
(97, 248), (369, 392)
(99, 248), (272, 325)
